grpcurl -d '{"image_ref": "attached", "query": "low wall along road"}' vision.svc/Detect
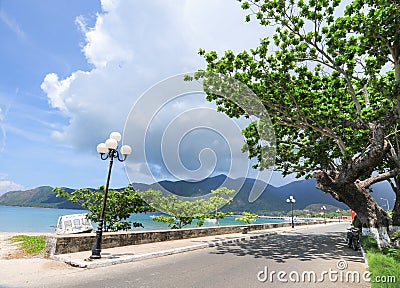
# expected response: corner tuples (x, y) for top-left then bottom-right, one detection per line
(45, 221), (324, 257)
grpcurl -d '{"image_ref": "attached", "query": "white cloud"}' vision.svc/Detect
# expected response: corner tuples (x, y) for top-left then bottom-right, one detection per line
(0, 8), (27, 41)
(0, 180), (24, 195)
(40, 0), (272, 184)
(41, 73), (75, 112)
(75, 15), (88, 34)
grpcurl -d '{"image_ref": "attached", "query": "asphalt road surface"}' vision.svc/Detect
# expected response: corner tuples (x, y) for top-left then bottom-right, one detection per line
(3, 222), (370, 288)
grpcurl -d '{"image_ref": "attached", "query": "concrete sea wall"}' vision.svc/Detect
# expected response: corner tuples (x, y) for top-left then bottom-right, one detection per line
(45, 221), (323, 257)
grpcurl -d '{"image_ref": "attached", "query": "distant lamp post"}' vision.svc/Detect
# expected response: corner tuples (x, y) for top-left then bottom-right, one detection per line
(90, 132), (132, 260)
(380, 197), (390, 212)
(336, 209), (341, 222)
(286, 196), (296, 228)
(321, 205), (327, 224)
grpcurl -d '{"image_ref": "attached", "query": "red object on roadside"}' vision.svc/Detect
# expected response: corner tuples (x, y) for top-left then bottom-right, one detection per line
(351, 209), (355, 220)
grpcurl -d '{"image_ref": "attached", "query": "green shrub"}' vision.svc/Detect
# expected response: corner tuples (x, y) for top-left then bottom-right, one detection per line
(360, 236), (379, 252)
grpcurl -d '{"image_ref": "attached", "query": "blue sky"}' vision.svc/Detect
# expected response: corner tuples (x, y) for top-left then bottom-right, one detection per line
(0, 0), (298, 195)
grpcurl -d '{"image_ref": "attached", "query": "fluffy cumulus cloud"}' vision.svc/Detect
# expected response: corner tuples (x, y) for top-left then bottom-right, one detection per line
(41, 0), (271, 183)
(0, 180), (24, 195)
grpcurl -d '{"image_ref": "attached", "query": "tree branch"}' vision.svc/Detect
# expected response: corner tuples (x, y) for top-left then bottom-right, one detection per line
(359, 168), (400, 188)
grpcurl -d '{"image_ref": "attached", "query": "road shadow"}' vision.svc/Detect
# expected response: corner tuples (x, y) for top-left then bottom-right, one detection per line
(209, 230), (363, 264)
(100, 252), (136, 259)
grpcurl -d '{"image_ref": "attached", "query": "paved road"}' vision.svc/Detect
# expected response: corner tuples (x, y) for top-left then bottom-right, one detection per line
(2, 223), (369, 288)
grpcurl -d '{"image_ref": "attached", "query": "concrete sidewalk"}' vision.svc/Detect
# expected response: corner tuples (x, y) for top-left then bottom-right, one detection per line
(50, 225), (303, 269)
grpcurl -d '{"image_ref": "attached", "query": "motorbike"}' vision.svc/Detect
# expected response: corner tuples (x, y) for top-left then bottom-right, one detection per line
(346, 226), (360, 251)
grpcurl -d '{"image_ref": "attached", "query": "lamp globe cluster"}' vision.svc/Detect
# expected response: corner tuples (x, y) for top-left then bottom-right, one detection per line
(286, 195), (296, 204)
(96, 132), (132, 159)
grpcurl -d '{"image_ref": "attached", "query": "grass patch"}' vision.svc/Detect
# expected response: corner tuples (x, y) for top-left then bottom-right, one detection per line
(9, 235), (46, 255)
(361, 236), (400, 287)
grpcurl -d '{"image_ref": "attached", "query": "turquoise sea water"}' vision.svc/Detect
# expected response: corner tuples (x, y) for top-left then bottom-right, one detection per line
(0, 205), (286, 233)
(0, 206), (88, 232)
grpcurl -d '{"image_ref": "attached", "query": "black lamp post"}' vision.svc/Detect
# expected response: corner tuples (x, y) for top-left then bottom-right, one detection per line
(321, 205), (327, 224)
(90, 132), (132, 260)
(286, 195), (296, 228)
(336, 209), (341, 222)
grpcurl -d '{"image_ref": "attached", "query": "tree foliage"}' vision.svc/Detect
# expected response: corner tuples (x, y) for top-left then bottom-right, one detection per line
(193, 0), (400, 243)
(54, 185), (152, 232)
(141, 187), (235, 229)
(235, 211), (259, 224)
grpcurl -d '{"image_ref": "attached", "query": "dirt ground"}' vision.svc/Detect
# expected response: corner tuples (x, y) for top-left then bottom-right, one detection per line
(0, 232), (49, 259)
(0, 232), (76, 287)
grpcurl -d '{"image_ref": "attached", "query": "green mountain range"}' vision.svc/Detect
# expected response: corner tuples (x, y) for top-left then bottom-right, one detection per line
(0, 186), (81, 209)
(0, 175), (393, 213)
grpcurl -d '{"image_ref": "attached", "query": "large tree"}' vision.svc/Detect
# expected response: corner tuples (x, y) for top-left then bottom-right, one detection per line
(141, 187), (234, 229)
(54, 185), (152, 231)
(194, 0), (400, 246)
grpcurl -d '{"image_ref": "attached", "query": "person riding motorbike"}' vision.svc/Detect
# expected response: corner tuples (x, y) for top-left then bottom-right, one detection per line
(346, 214), (361, 250)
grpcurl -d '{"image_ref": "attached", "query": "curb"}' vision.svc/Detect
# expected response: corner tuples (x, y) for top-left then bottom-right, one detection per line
(52, 231), (277, 269)
(360, 246), (369, 269)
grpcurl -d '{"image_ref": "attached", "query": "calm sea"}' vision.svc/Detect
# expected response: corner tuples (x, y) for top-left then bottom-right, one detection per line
(0, 205), (285, 233)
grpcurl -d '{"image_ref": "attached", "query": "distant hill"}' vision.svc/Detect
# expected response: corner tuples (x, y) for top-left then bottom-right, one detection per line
(0, 186), (82, 209)
(131, 175), (350, 213)
(0, 175), (394, 213)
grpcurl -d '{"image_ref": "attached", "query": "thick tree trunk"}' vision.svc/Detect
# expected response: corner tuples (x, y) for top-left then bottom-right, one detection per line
(393, 197), (400, 226)
(391, 176), (400, 226)
(315, 172), (392, 247)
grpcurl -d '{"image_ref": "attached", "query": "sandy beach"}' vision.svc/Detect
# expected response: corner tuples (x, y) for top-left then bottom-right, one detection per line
(0, 232), (52, 259)
(0, 232), (76, 287)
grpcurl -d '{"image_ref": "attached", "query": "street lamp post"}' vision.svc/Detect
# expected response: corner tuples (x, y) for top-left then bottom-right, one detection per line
(321, 205), (327, 224)
(336, 209), (341, 222)
(90, 132), (132, 260)
(286, 196), (296, 228)
(380, 197), (390, 211)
